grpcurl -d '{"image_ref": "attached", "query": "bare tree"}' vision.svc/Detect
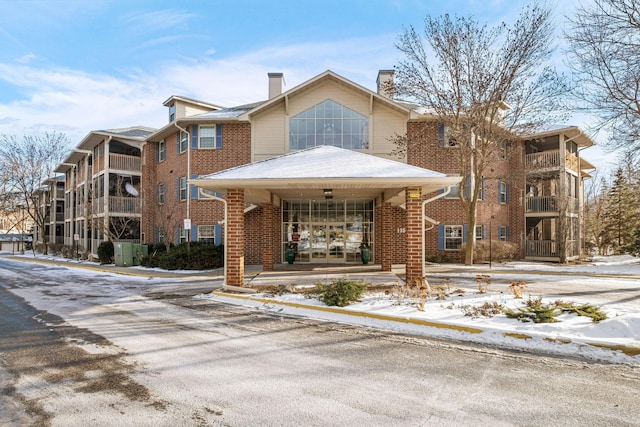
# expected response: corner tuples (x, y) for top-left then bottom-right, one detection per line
(0, 132), (70, 254)
(392, 2), (568, 264)
(565, 0), (640, 153)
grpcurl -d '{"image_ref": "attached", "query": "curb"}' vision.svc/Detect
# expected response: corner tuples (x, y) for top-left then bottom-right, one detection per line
(211, 290), (640, 359)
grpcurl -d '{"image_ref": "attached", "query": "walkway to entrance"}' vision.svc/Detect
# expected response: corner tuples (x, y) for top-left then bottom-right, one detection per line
(244, 264), (405, 288)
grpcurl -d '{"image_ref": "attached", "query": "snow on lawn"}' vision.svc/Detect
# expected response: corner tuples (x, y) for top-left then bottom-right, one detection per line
(202, 256), (640, 365)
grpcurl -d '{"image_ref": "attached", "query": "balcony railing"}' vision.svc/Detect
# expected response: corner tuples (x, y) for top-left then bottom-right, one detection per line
(109, 153), (141, 172)
(525, 150), (560, 169)
(109, 196), (141, 214)
(526, 239), (578, 258)
(526, 196), (579, 213)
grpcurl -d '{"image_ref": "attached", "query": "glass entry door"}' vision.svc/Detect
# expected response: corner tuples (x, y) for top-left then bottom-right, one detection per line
(310, 224), (345, 263)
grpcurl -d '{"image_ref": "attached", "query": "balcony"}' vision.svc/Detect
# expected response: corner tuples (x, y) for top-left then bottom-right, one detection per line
(109, 153), (141, 172)
(526, 239), (578, 259)
(526, 196), (579, 213)
(525, 150), (560, 170)
(109, 196), (141, 214)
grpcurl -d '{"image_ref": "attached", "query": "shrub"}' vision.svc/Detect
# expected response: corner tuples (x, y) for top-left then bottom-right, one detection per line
(424, 253), (451, 264)
(309, 276), (368, 307)
(97, 241), (114, 264)
(473, 240), (519, 262)
(139, 242), (223, 270)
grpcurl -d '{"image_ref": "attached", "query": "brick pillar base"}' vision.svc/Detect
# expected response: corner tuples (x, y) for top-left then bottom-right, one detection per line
(405, 187), (423, 285)
(381, 202), (392, 271)
(226, 189), (245, 287)
(262, 203), (275, 271)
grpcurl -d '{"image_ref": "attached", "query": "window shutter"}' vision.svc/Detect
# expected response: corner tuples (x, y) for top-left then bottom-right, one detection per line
(175, 226), (181, 245)
(191, 174), (198, 199)
(215, 224), (222, 245)
(506, 183), (511, 204)
(438, 225), (445, 250)
(191, 225), (197, 241)
(463, 225), (468, 242)
(482, 224), (486, 240)
(176, 178), (180, 201)
(156, 144), (160, 163)
(482, 179), (486, 201)
(506, 226), (510, 240)
(216, 124), (223, 148)
(191, 125), (198, 150)
(437, 123), (445, 147)
(176, 132), (180, 154)
(155, 227), (160, 242)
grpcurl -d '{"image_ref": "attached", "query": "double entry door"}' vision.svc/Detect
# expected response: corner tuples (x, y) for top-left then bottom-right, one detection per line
(310, 223), (345, 263)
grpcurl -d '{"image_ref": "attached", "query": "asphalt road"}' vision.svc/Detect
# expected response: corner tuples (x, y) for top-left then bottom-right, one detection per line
(0, 258), (639, 426)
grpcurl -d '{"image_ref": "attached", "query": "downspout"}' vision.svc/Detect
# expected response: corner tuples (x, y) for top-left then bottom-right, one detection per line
(422, 185), (453, 278)
(174, 122), (191, 236)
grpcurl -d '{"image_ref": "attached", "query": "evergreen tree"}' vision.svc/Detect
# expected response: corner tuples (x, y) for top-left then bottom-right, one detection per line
(600, 168), (639, 253)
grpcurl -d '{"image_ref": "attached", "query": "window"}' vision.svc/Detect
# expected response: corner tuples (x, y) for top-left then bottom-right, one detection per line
(179, 227), (187, 244)
(289, 99), (369, 150)
(198, 225), (216, 244)
(158, 183), (166, 204)
(199, 125), (220, 149)
(169, 104), (176, 122)
(445, 225), (463, 250)
(179, 131), (188, 153)
(437, 123), (458, 147)
(499, 181), (509, 204)
(444, 183), (459, 199)
(158, 140), (166, 162)
(499, 226), (508, 241)
(179, 177), (187, 201)
(475, 225), (484, 240)
(499, 141), (509, 160)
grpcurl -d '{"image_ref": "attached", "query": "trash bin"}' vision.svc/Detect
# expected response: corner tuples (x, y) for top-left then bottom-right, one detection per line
(114, 242), (133, 267)
(132, 244), (148, 266)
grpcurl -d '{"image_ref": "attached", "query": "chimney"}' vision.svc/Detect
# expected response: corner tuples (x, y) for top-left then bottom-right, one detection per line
(268, 72), (284, 99)
(376, 69), (395, 99)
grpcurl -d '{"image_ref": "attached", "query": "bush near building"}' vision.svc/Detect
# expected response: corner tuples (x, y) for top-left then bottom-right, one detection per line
(139, 242), (224, 271)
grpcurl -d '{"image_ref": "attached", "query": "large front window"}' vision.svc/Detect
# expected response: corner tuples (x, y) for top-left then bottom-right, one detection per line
(289, 99), (369, 150)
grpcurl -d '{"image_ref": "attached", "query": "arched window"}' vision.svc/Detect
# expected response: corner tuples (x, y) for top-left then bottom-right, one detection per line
(289, 99), (369, 150)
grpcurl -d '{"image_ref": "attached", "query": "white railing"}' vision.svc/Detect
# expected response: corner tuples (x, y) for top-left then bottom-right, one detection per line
(525, 150), (560, 169)
(109, 153), (141, 172)
(109, 196), (141, 214)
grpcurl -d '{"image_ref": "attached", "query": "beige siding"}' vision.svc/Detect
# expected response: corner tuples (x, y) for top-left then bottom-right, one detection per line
(251, 79), (408, 162)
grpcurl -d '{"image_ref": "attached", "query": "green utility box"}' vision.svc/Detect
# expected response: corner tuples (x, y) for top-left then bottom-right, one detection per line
(132, 244), (148, 265)
(114, 242), (134, 267)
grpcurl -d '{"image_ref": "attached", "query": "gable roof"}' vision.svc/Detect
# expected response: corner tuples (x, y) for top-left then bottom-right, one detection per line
(243, 70), (411, 119)
(191, 145), (461, 205)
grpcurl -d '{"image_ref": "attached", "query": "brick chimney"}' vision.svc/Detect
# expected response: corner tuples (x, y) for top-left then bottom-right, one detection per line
(376, 69), (395, 99)
(268, 72), (284, 99)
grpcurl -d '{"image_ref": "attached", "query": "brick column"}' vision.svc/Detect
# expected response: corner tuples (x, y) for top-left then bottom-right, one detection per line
(262, 203), (275, 271)
(405, 186), (423, 285)
(381, 202), (393, 271)
(226, 189), (245, 287)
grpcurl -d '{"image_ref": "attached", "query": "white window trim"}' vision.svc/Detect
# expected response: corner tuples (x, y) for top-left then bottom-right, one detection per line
(198, 225), (216, 243)
(179, 131), (188, 153)
(198, 125), (219, 149)
(158, 183), (166, 205)
(159, 140), (166, 161)
(179, 177), (187, 201)
(445, 225), (463, 250)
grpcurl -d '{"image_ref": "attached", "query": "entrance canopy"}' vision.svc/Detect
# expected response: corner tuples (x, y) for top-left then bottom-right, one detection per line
(190, 145), (461, 206)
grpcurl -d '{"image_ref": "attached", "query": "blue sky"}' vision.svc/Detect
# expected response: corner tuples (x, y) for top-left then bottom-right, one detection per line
(0, 0), (611, 170)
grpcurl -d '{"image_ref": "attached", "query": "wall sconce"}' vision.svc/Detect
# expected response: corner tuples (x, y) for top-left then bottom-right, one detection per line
(323, 189), (332, 195)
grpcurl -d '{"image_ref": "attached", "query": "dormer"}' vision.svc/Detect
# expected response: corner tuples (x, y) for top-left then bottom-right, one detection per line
(162, 95), (225, 122)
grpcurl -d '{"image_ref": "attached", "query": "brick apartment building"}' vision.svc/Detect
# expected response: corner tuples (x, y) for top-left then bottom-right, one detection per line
(49, 69), (595, 286)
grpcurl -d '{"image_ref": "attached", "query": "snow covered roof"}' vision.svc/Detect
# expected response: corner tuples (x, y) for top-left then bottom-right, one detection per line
(191, 145), (461, 205)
